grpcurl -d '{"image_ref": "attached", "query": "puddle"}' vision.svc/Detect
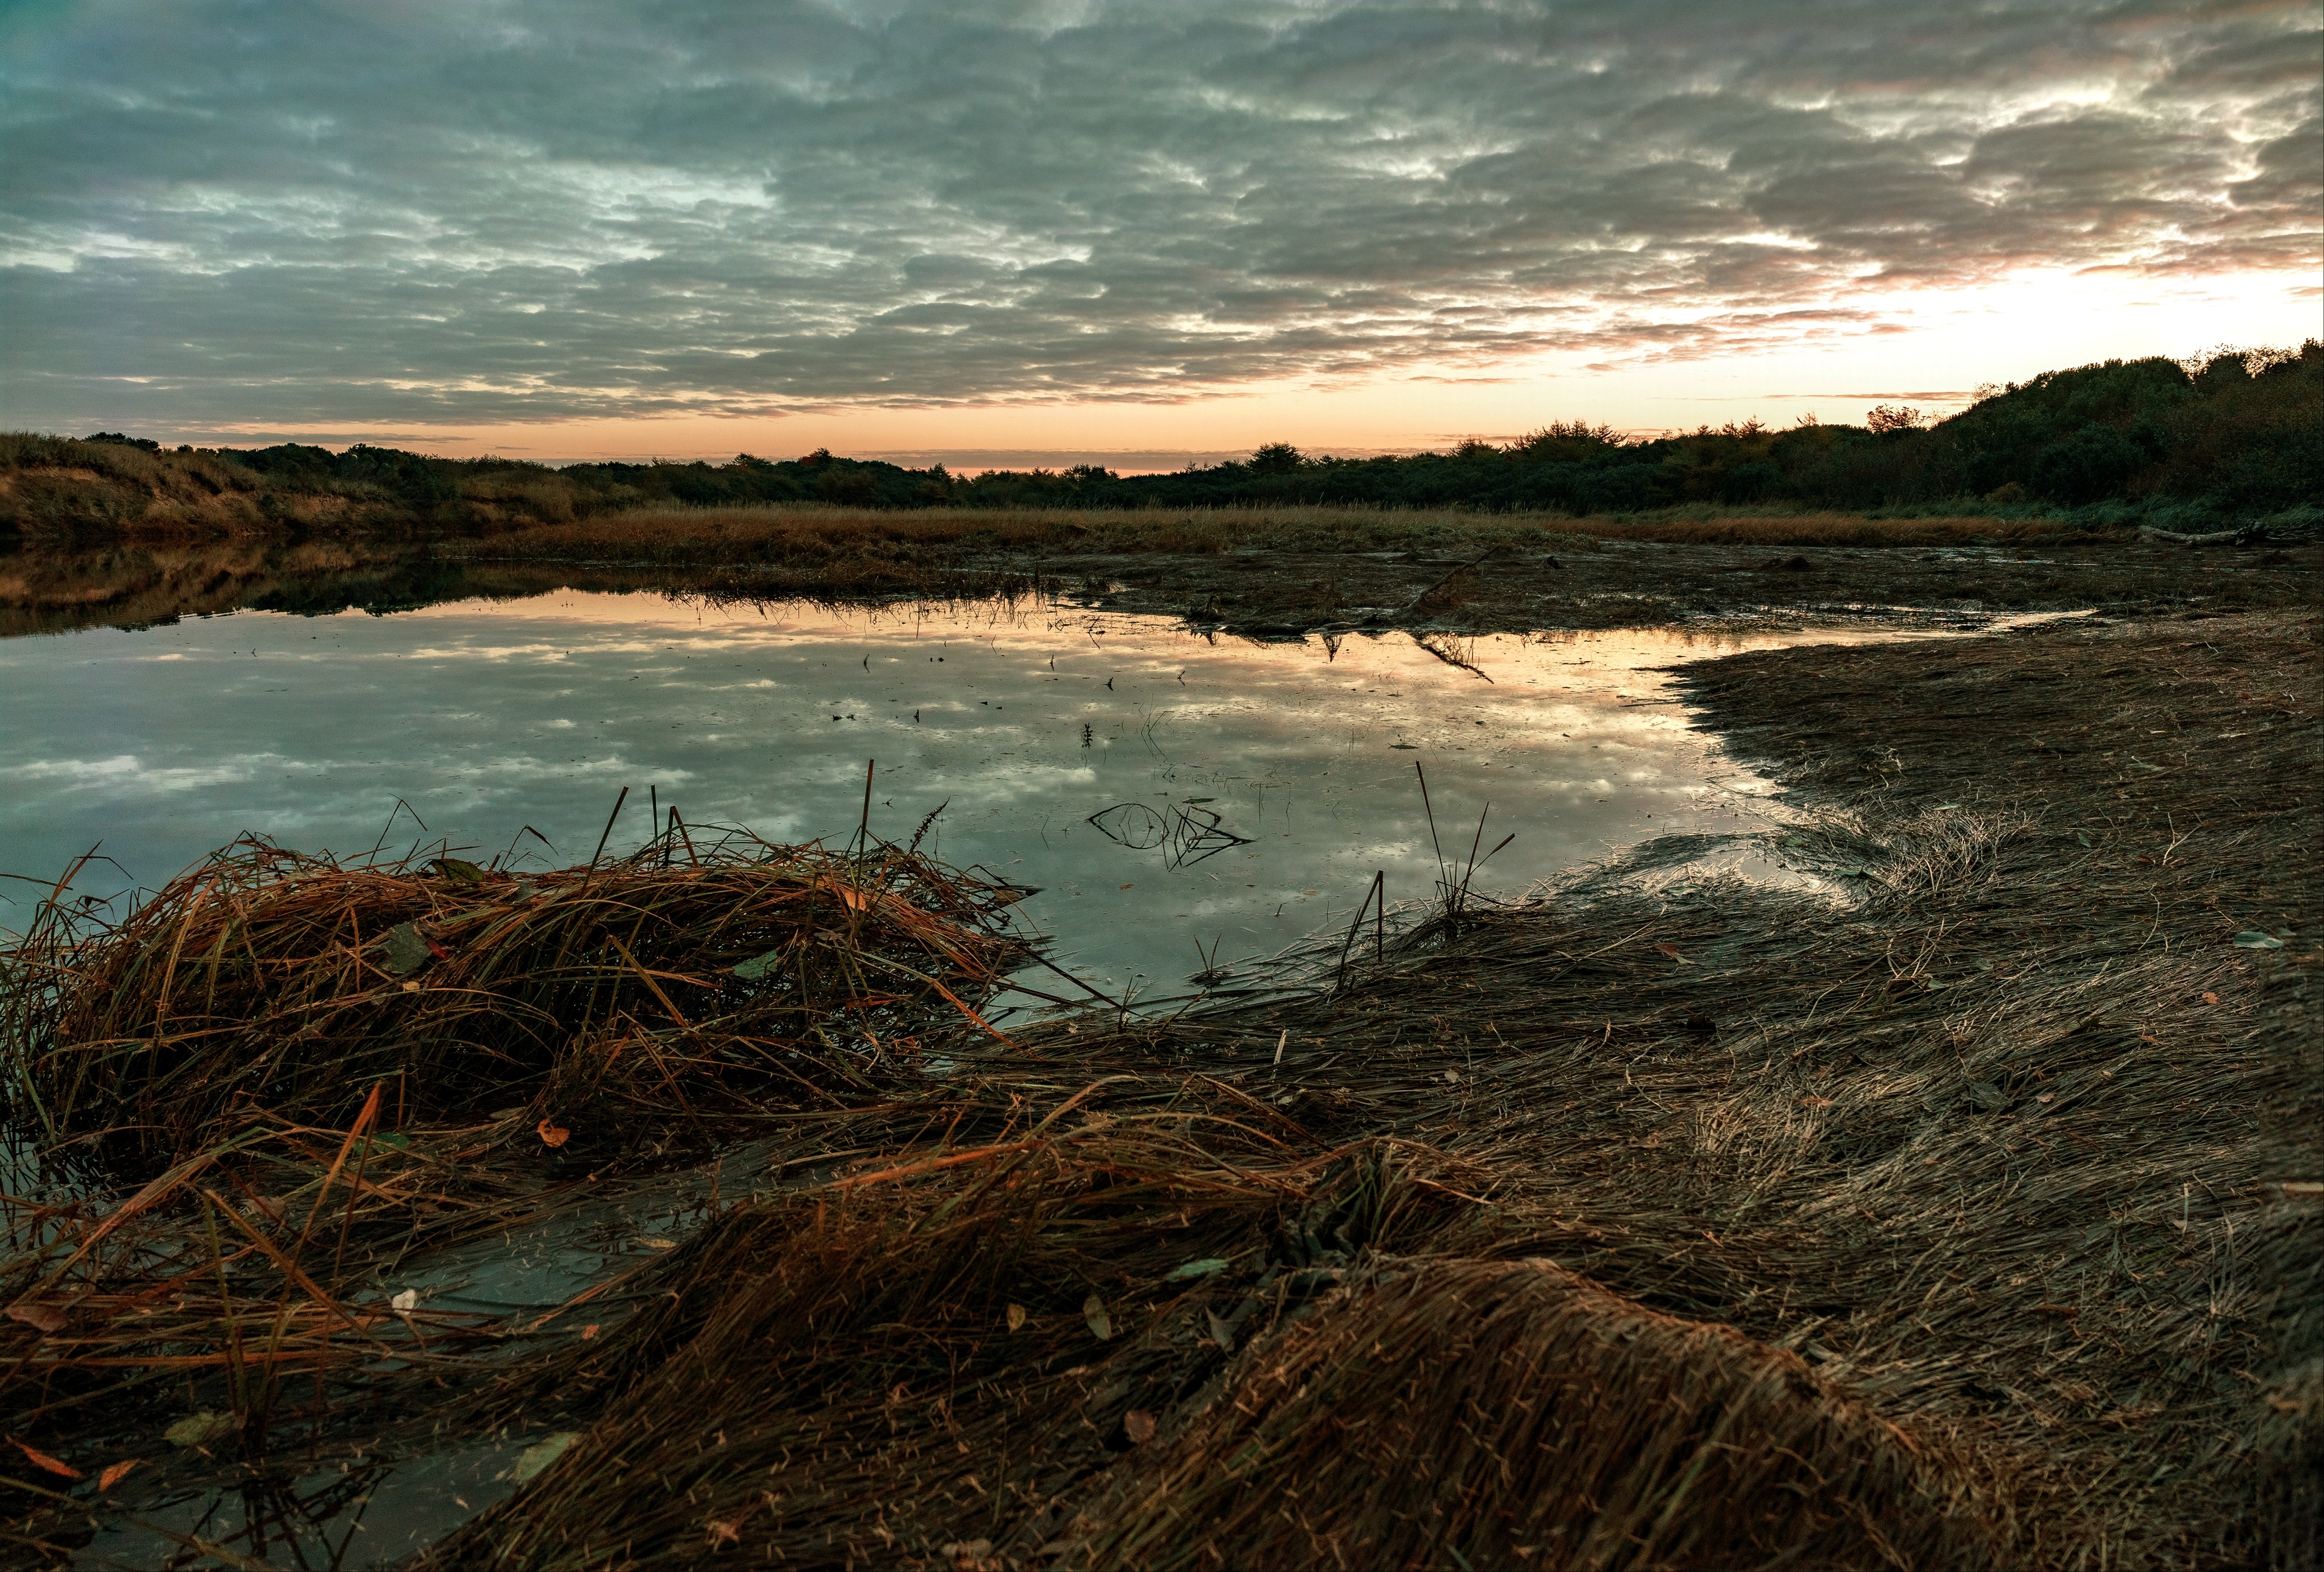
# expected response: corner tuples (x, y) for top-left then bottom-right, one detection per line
(76, 1433), (537, 1570)
(0, 592), (2050, 994)
(373, 1160), (732, 1320)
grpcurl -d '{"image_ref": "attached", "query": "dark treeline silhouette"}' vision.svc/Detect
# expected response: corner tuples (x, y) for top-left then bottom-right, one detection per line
(7, 344), (2316, 544)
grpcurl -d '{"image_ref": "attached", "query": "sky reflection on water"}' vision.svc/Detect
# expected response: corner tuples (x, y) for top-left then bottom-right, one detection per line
(1, 592), (1865, 992)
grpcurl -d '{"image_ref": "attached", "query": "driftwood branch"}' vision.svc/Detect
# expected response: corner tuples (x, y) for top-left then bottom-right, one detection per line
(2136, 524), (2267, 546)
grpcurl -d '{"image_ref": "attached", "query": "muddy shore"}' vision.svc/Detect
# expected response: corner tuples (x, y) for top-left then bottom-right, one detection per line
(3, 550), (2317, 1566)
(5, 520), (2319, 641)
(1021, 533), (2321, 636)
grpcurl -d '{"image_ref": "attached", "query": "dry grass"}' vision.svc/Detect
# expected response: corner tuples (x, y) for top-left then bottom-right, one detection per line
(6, 826), (1031, 1170)
(1068, 1257), (1992, 1570)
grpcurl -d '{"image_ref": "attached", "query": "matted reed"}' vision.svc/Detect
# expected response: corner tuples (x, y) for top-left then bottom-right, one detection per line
(5, 824), (1032, 1168)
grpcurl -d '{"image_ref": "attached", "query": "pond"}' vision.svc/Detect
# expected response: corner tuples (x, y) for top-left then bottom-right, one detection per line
(3, 589), (1924, 998)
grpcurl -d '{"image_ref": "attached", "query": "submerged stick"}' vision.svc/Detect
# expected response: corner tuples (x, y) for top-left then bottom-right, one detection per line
(1334, 871), (1385, 990)
(589, 787), (631, 869)
(1416, 762), (1448, 901)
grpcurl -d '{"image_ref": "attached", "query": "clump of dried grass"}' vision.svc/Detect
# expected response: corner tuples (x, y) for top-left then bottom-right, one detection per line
(5, 828), (1029, 1168)
(1068, 1256), (1993, 1571)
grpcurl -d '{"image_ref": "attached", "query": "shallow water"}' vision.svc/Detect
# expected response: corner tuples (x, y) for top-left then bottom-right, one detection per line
(1, 591), (1952, 992)
(76, 1432), (539, 1571)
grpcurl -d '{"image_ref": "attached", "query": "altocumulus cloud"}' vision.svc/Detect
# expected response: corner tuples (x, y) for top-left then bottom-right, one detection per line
(1, 0), (2315, 432)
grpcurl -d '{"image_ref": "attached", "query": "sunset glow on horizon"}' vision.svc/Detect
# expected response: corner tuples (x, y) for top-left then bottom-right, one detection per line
(4, 1), (2316, 469)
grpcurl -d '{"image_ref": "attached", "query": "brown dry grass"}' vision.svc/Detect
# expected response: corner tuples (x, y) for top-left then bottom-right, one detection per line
(8, 829), (1031, 1170)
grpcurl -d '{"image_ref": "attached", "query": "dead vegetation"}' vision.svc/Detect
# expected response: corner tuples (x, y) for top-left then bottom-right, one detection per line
(3, 611), (2317, 1570)
(7, 822), (1033, 1170)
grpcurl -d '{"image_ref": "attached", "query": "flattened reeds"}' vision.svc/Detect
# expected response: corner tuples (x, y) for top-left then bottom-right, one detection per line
(1068, 1257), (1993, 1571)
(5, 828), (1030, 1168)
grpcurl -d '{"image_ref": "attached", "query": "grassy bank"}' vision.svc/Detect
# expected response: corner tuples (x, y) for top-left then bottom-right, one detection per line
(5, 608), (2315, 1568)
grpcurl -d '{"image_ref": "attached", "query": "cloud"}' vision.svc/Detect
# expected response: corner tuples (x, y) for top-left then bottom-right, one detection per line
(1, 0), (2315, 433)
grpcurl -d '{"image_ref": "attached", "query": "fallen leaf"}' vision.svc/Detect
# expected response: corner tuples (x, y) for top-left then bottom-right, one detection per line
(1005, 1304), (1027, 1332)
(1967, 1081), (2009, 1111)
(706, 1520), (741, 1546)
(2202, 991), (2219, 1004)
(164, 1412), (236, 1449)
(1163, 1257), (1230, 1283)
(1653, 941), (1683, 959)
(98, 1458), (140, 1491)
(383, 921), (432, 976)
(390, 1289), (419, 1313)
(12, 1439), (80, 1479)
(1206, 1308), (1236, 1352)
(1082, 1291), (1113, 1342)
(5, 1302), (65, 1334)
(640, 1237), (677, 1250)
(1120, 883), (1134, 890)
(513, 1431), (579, 1483)
(581, 1324), (600, 1340)
(537, 1118), (571, 1148)
(430, 858), (487, 884)
(940, 1543), (995, 1563)
(1798, 1095), (1833, 1109)
(733, 947), (783, 981)
(1123, 1409), (1157, 1445)
(2280, 1181), (2324, 1198)
(2232, 931), (2285, 949)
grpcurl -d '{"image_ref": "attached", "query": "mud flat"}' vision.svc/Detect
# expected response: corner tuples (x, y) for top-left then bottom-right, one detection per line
(3, 599), (2317, 1569)
(8, 512), (2319, 641)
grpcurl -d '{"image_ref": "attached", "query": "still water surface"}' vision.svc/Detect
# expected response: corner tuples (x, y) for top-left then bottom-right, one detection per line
(4, 590), (1892, 992)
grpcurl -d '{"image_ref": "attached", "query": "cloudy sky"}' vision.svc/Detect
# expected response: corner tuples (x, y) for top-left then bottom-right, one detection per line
(2, 1), (2316, 465)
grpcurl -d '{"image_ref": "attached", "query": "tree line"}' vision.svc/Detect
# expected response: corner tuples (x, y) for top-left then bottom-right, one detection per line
(15, 343), (2317, 544)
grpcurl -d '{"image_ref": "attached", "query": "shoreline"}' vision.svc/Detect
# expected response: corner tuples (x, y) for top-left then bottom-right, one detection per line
(4, 520), (2317, 642)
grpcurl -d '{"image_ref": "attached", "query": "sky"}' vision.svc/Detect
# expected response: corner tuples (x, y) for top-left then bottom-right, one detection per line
(2, 0), (2317, 470)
